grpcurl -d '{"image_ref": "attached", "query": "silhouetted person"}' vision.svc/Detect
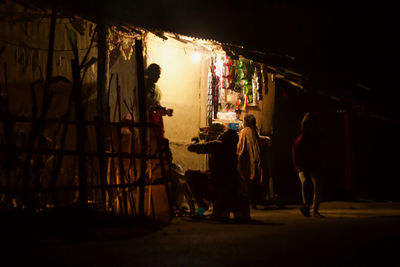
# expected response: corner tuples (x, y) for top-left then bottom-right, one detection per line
(144, 63), (173, 138)
(185, 128), (250, 221)
(237, 114), (263, 209)
(292, 112), (324, 218)
(145, 63), (162, 108)
(141, 63), (176, 211)
(121, 63), (172, 135)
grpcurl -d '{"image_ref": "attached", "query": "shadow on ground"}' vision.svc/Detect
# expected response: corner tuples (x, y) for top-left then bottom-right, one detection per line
(0, 208), (166, 243)
(181, 215), (284, 226)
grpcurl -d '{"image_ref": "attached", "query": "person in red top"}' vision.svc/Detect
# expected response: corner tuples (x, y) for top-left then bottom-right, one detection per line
(121, 63), (172, 136)
(144, 63), (173, 138)
(292, 112), (324, 218)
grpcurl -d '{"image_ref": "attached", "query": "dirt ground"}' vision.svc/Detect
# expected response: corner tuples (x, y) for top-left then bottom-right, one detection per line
(2, 201), (400, 267)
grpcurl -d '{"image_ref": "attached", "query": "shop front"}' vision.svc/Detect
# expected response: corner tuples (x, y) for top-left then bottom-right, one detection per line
(143, 31), (276, 173)
(104, 27), (280, 211)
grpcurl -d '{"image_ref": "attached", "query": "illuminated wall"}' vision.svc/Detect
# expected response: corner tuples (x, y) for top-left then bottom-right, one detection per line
(108, 49), (138, 122)
(145, 33), (211, 171)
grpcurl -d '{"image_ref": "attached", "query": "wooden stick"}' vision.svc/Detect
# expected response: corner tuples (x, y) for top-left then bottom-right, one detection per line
(49, 90), (73, 205)
(0, 115), (161, 128)
(156, 137), (173, 217)
(22, 2), (57, 210)
(72, 57), (88, 208)
(0, 144), (163, 160)
(116, 73), (129, 215)
(134, 38), (147, 218)
(0, 180), (162, 194)
(2, 63), (13, 190)
(94, 116), (108, 212)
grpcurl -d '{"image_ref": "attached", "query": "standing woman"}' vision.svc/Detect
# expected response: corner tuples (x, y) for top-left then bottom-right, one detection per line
(237, 114), (263, 209)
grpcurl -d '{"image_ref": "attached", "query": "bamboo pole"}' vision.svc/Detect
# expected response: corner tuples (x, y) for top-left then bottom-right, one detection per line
(94, 49), (110, 212)
(72, 58), (88, 208)
(49, 90), (73, 205)
(95, 21), (109, 211)
(22, 2), (57, 210)
(2, 180), (148, 194)
(105, 73), (114, 213)
(1, 115), (160, 128)
(156, 137), (173, 217)
(109, 131), (123, 215)
(116, 74), (129, 215)
(123, 99), (137, 215)
(135, 38), (148, 218)
(0, 143), (163, 160)
(2, 63), (13, 192)
(94, 116), (108, 212)
(97, 21), (107, 121)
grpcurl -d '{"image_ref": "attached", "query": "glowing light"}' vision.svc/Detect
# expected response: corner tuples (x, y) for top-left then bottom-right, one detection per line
(192, 52), (201, 62)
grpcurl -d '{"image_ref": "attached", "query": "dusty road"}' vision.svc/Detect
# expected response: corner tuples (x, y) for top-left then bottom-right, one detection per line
(3, 201), (400, 267)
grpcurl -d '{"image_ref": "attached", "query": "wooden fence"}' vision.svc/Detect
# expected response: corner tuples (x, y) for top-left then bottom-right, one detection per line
(0, 112), (172, 219)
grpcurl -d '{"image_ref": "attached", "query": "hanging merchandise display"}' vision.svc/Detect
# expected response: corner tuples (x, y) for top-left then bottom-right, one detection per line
(206, 57), (220, 124)
(231, 58), (261, 107)
(206, 65), (214, 125)
(206, 54), (262, 132)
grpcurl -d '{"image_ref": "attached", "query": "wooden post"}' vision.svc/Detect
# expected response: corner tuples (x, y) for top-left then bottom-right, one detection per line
(22, 2), (57, 210)
(94, 116), (108, 212)
(45, 4), (56, 85)
(71, 57), (88, 208)
(116, 74), (129, 215)
(2, 63), (13, 191)
(96, 19), (109, 211)
(97, 21), (108, 121)
(49, 92), (73, 205)
(135, 38), (147, 217)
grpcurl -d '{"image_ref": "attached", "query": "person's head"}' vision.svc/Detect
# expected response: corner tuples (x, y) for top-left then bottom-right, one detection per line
(145, 63), (161, 83)
(300, 112), (319, 135)
(218, 128), (239, 148)
(243, 114), (256, 128)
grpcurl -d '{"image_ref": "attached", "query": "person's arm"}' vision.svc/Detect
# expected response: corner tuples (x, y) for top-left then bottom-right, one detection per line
(292, 135), (303, 172)
(188, 140), (221, 154)
(237, 129), (247, 160)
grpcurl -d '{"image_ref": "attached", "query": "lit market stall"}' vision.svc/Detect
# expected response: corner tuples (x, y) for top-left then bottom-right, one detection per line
(143, 31), (277, 172)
